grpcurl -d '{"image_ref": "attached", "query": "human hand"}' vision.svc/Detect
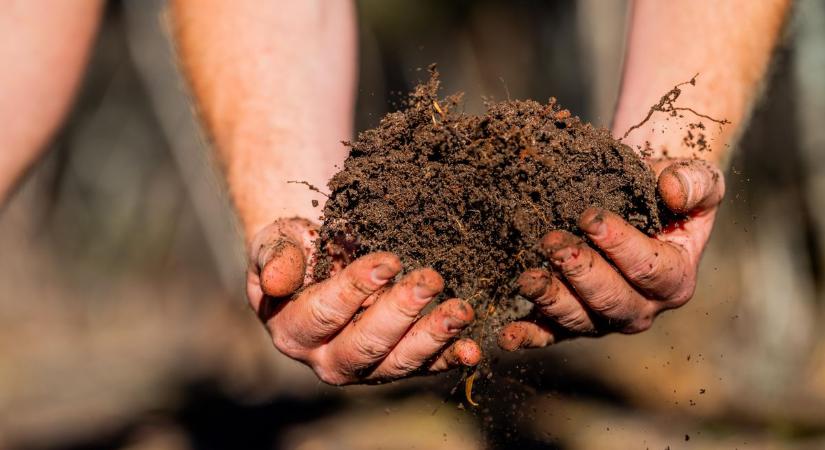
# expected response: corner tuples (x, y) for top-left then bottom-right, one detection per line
(247, 218), (482, 385)
(499, 159), (725, 350)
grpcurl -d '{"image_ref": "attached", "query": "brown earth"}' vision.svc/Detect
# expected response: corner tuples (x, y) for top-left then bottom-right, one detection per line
(314, 67), (662, 338)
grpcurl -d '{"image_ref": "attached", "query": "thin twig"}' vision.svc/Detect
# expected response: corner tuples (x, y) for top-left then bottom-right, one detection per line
(287, 180), (329, 198)
(621, 73), (729, 140)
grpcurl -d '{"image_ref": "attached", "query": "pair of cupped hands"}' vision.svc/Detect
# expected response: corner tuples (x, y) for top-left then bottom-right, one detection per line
(247, 158), (724, 385)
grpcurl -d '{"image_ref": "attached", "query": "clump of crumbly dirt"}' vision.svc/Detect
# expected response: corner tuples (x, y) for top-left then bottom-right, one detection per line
(314, 67), (661, 332)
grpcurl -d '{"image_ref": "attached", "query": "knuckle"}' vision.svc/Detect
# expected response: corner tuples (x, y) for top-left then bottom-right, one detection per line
(271, 329), (305, 360)
(395, 296), (425, 319)
(625, 253), (660, 285)
(312, 349), (353, 385)
(557, 311), (592, 332)
(309, 301), (346, 333)
(381, 353), (420, 378)
(587, 289), (628, 315)
(314, 366), (349, 386)
(622, 310), (655, 334)
(351, 330), (390, 362)
(342, 274), (376, 299)
(669, 281), (696, 307)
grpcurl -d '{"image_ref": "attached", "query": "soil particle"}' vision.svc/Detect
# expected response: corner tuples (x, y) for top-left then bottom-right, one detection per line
(314, 67), (662, 337)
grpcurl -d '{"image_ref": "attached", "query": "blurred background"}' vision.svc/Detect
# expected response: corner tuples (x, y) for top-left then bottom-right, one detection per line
(2, 0), (825, 449)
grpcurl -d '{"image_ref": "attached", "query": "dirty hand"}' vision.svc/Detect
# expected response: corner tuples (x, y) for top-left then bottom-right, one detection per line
(499, 159), (725, 350)
(247, 218), (481, 385)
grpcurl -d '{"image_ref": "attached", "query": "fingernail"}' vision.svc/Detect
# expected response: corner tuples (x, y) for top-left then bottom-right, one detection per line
(550, 246), (576, 264)
(498, 330), (523, 351)
(580, 208), (606, 237)
(258, 240), (306, 298)
(518, 271), (549, 299)
(444, 316), (468, 332)
(540, 232), (582, 258)
(413, 283), (438, 301)
(372, 264), (397, 283)
(258, 238), (290, 270)
(675, 168), (695, 209)
(456, 340), (481, 365)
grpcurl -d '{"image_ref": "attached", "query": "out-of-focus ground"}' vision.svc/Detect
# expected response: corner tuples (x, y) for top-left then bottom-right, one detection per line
(2, 1), (825, 449)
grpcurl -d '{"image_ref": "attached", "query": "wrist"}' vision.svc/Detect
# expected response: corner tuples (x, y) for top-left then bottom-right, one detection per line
(223, 134), (338, 243)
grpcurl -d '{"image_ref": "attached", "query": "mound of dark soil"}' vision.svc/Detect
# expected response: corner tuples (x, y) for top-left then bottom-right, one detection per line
(314, 68), (661, 332)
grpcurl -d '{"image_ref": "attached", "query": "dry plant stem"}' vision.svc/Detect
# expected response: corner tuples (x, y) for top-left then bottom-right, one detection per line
(621, 74), (730, 140)
(464, 370), (480, 407)
(287, 180), (329, 198)
(614, 0), (791, 165)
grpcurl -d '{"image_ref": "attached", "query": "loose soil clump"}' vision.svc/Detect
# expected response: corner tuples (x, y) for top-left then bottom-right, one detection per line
(314, 68), (662, 337)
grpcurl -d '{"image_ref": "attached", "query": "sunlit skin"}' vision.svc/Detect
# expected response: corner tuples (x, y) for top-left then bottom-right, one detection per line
(499, 0), (789, 349)
(0, 0), (790, 385)
(0, 0), (103, 204)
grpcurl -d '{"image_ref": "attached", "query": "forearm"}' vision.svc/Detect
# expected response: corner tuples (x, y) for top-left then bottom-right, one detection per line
(170, 0), (357, 241)
(0, 0), (101, 204)
(613, 0), (790, 166)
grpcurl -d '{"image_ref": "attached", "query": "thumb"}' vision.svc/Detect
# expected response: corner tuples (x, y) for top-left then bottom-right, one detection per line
(250, 219), (315, 298)
(657, 159), (725, 214)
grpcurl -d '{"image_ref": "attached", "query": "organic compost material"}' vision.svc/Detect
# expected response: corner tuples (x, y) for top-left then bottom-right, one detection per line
(314, 68), (662, 336)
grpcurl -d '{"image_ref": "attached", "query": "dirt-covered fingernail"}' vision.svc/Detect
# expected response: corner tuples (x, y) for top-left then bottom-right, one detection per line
(408, 268), (444, 301)
(540, 231), (582, 257)
(659, 163), (695, 213)
(372, 263), (398, 283)
(455, 339), (482, 365)
(579, 207), (606, 237)
(413, 283), (439, 302)
(549, 246), (578, 264)
(258, 237), (293, 270)
(259, 239), (306, 297)
(444, 315), (469, 332)
(674, 168), (695, 209)
(518, 269), (550, 299)
(498, 325), (526, 351)
(448, 299), (475, 321)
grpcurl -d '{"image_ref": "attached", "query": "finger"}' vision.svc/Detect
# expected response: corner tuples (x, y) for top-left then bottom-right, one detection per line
(498, 321), (559, 351)
(579, 207), (689, 297)
(259, 238), (307, 298)
(325, 268), (444, 373)
(248, 218), (317, 302)
(517, 269), (595, 333)
(369, 298), (474, 379)
(658, 159), (725, 214)
(428, 338), (482, 372)
(274, 252), (402, 346)
(540, 231), (653, 331)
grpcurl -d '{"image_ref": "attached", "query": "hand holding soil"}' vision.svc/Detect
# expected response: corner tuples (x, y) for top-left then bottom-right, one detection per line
(500, 158), (725, 349)
(246, 218), (481, 385)
(312, 69), (729, 362)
